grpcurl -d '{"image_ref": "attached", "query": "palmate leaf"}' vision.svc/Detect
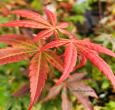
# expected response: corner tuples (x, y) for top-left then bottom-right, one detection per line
(28, 53), (49, 110)
(43, 37), (115, 85)
(34, 8), (68, 40)
(0, 8), (69, 41)
(0, 34), (64, 110)
(0, 34), (44, 110)
(44, 73), (97, 110)
(0, 34), (65, 110)
(41, 38), (115, 87)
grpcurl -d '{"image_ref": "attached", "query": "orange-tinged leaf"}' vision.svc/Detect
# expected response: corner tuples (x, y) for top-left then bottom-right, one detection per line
(0, 47), (33, 65)
(11, 10), (50, 26)
(34, 29), (53, 41)
(44, 8), (57, 26)
(56, 43), (77, 85)
(80, 48), (115, 90)
(0, 20), (49, 29)
(28, 53), (48, 110)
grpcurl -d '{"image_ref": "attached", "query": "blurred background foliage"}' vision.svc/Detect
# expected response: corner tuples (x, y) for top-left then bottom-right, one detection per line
(0, 0), (115, 110)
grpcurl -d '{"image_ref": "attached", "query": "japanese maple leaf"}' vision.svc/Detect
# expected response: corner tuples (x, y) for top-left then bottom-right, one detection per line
(40, 38), (115, 89)
(0, 34), (63, 110)
(0, 8), (68, 41)
(42, 73), (98, 110)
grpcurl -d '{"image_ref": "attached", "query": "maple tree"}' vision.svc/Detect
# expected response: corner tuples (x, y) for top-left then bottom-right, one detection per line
(0, 8), (115, 110)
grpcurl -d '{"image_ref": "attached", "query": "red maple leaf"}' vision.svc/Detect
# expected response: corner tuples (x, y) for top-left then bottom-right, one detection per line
(0, 34), (63, 110)
(41, 38), (115, 89)
(0, 8), (68, 41)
